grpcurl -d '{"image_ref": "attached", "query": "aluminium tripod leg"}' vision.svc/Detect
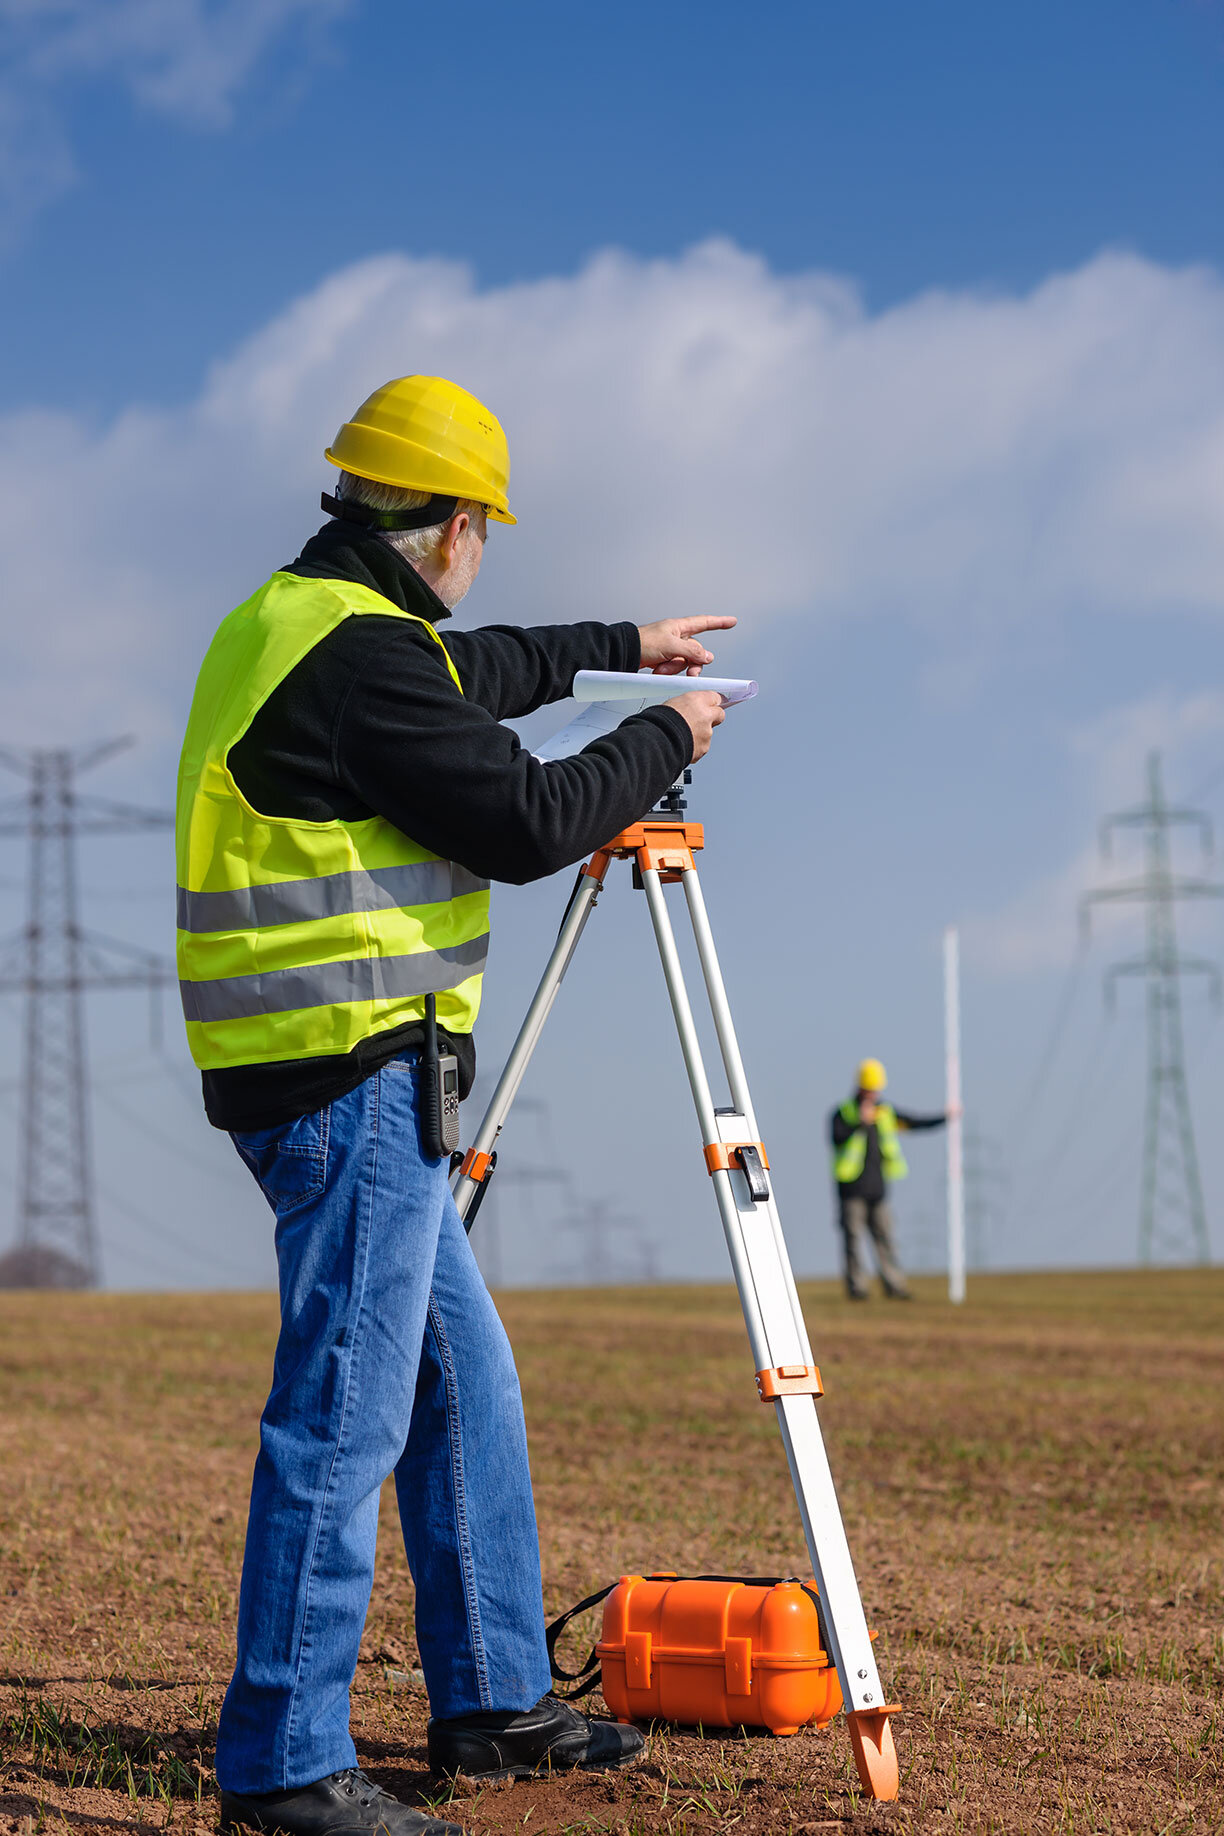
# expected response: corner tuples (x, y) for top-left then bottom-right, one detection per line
(452, 866), (604, 1226)
(638, 861), (900, 1801)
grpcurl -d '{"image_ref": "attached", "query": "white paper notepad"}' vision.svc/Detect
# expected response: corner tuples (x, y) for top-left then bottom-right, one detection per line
(535, 670), (757, 761)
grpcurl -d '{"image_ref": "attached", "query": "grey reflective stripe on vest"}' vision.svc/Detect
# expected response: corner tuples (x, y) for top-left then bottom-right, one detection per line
(179, 934), (488, 1024)
(176, 861), (489, 934)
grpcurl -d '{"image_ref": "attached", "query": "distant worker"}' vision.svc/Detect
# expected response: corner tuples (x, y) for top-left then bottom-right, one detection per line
(829, 1059), (949, 1301)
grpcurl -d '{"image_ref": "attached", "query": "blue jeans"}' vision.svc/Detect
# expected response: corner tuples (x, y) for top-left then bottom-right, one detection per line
(215, 1053), (552, 1794)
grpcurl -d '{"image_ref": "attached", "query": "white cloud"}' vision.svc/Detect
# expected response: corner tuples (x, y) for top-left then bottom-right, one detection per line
(966, 688), (1224, 974)
(1069, 688), (1224, 807)
(0, 0), (349, 230)
(3, 240), (1224, 746)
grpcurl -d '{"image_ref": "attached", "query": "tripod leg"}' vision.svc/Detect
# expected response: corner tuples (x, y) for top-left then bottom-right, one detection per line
(639, 864), (899, 1801)
(681, 868), (811, 1353)
(452, 867), (604, 1225)
(637, 866), (772, 1356)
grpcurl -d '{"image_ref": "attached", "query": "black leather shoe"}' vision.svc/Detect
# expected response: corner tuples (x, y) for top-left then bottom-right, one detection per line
(219, 1766), (468, 1836)
(427, 1693), (645, 1781)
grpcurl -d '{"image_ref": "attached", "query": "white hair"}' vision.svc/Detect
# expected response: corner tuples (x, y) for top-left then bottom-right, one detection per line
(332, 470), (483, 566)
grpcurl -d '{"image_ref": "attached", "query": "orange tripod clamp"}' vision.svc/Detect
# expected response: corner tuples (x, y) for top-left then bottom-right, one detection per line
(755, 1363), (824, 1401)
(588, 817), (705, 887)
(457, 1148), (494, 1186)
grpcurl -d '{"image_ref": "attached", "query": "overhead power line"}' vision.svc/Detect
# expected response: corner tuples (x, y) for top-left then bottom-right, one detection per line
(1012, 1004), (1126, 1211)
(1008, 935), (1089, 1147)
(0, 1077), (259, 1288)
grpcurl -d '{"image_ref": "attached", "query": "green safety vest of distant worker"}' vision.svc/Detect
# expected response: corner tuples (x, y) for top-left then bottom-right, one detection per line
(176, 574), (490, 1071)
(832, 1098), (909, 1186)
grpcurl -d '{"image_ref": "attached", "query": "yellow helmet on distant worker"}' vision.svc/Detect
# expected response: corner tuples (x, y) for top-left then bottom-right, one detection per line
(857, 1058), (887, 1092)
(326, 375), (516, 524)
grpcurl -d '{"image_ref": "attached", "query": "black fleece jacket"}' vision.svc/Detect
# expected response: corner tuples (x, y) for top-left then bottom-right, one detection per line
(202, 520), (692, 1132)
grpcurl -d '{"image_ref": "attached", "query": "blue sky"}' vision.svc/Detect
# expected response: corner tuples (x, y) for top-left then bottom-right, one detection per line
(8, 0), (1224, 412)
(2, 0), (1224, 1289)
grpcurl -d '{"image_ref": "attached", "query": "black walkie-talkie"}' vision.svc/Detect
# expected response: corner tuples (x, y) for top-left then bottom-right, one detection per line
(421, 993), (461, 1159)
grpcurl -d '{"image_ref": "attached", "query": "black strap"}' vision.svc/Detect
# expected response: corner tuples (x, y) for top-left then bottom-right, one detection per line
(545, 1583), (617, 1699)
(320, 490), (459, 531)
(544, 1573), (831, 1703)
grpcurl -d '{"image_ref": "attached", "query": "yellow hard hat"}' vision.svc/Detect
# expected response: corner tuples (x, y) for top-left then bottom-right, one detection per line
(857, 1058), (887, 1092)
(325, 375), (516, 524)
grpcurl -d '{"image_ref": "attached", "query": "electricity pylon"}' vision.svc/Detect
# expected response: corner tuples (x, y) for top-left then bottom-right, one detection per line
(556, 1197), (659, 1285)
(933, 1123), (1006, 1270)
(0, 742), (173, 1289)
(463, 1085), (574, 1287)
(477, 1165), (573, 1288)
(1081, 751), (1221, 1266)
(962, 1123), (1007, 1270)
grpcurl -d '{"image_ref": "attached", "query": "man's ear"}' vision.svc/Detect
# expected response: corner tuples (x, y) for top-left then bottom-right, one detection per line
(443, 512), (471, 567)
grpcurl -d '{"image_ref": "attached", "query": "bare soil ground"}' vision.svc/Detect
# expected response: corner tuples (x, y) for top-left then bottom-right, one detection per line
(0, 1270), (1221, 1835)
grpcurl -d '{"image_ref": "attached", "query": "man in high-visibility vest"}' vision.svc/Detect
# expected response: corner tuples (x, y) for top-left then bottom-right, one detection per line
(177, 376), (734, 1836)
(829, 1058), (948, 1301)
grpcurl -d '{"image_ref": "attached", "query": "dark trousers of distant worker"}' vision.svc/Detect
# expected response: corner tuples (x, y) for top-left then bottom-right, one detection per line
(214, 1050), (552, 1795)
(836, 1193), (909, 1300)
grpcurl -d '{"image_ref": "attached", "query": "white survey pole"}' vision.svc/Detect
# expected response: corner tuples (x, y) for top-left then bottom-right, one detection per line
(944, 925), (966, 1305)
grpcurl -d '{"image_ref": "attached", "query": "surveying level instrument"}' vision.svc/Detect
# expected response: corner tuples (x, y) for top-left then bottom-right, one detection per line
(451, 773), (901, 1801)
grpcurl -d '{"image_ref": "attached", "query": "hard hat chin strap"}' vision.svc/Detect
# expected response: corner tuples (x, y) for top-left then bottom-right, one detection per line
(321, 490), (460, 532)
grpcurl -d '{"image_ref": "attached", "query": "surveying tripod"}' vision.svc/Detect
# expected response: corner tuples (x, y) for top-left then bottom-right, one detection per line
(450, 779), (900, 1801)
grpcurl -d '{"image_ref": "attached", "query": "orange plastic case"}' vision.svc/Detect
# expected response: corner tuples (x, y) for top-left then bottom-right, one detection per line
(595, 1574), (842, 1736)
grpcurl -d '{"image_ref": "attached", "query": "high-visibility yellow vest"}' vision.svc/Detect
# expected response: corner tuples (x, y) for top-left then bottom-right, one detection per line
(832, 1100), (909, 1184)
(176, 572), (490, 1072)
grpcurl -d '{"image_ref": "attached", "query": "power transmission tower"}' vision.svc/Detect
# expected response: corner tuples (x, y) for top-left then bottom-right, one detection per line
(0, 742), (173, 1289)
(464, 1085), (575, 1287)
(932, 1123), (1006, 1270)
(1080, 751), (1222, 1266)
(554, 1197), (659, 1286)
(962, 1123), (1007, 1271)
(478, 1165), (573, 1288)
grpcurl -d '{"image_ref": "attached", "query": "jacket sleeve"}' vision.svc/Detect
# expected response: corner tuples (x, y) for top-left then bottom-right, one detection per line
(830, 1108), (859, 1145)
(442, 620), (642, 720)
(893, 1110), (948, 1132)
(334, 623), (693, 884)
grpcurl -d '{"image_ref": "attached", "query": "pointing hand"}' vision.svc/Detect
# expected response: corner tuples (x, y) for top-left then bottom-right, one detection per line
(638, 615), (737, 677)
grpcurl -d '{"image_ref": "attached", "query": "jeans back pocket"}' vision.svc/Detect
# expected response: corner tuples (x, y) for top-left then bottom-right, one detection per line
(232, 1106), (330, 1211)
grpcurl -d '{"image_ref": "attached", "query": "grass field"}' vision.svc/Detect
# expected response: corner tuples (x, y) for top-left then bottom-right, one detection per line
(0, 1270), (1221, 1835)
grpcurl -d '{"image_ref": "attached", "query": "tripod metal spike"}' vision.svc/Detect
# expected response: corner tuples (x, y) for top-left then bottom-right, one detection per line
(452, 793), (900, 1801)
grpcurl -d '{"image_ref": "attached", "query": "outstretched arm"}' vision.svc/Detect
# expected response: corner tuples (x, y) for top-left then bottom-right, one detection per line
(446, 613), (740, 720)
(893, 1110), (948, 1132)
(335, 624), (694, 883)
(443, 621), (641, 720)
